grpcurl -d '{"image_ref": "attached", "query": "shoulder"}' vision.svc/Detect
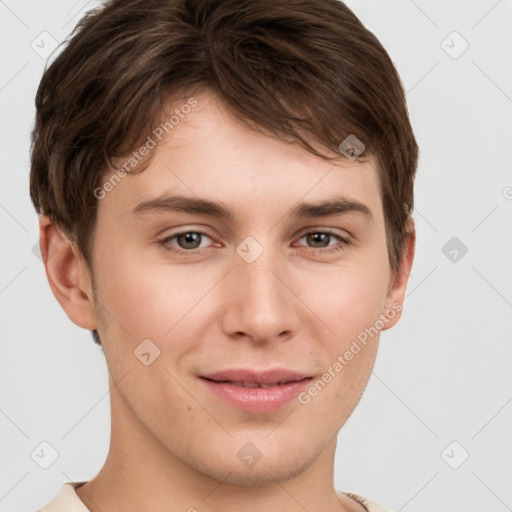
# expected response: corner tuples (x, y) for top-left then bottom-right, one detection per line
(37, 482), (89, 512)
(339, 491), (393, 512)
(40, 483), (391, 512)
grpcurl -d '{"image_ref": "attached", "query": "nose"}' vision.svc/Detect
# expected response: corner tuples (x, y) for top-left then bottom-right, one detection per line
(220, 242), (300, 345)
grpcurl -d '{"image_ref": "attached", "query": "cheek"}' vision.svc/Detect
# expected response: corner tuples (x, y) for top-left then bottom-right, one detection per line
(303, 263), (388, 399)
(307, 262), (389, 334)
(302, 278), (382, 423)
(94, 244), (213, 338)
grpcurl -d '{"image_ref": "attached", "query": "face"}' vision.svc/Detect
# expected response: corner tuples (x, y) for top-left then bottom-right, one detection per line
(46, 89), (413, 487)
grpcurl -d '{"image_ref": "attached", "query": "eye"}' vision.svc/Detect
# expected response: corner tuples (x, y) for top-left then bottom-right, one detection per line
(159, 230), (214, 253)
(158, 228), (351, 256)
(295, 230), (351, 254)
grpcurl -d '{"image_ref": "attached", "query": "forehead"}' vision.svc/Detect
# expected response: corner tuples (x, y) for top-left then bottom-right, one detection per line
(100, 89), (383, 224)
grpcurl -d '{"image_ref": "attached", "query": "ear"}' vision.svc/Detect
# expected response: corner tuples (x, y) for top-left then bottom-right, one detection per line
(39, 215), (98, 330)
(380, 218), (416, 331)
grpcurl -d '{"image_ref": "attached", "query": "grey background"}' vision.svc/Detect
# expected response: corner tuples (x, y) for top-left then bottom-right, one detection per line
(1, 1), (511, 511)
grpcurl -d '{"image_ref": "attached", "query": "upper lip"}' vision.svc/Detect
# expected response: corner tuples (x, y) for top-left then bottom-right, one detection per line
(200, 368), (312, 385)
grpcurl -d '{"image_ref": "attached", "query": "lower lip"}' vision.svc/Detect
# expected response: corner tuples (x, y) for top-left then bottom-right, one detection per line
(199, 377), (312, 413)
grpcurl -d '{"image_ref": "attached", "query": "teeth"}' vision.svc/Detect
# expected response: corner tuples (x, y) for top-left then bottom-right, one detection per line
(228, 381), (287, 388)
(240, 382), (260, 388)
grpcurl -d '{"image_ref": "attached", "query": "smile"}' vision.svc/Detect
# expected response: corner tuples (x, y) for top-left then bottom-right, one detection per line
(199, 369), (313, 413)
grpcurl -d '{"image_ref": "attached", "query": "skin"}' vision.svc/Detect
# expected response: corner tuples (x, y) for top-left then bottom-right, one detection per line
(40, 89), (415, 512)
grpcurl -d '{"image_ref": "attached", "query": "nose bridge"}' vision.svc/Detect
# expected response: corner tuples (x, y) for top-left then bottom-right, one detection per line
(221, 236), (296, 342)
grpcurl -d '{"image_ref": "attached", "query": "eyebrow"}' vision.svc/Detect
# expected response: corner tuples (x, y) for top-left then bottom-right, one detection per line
(131, 194), (373, 222)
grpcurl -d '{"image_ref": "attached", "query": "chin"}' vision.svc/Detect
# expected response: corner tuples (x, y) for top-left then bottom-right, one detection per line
(186, 440), (321, 487)
(202, 458), (313, 487)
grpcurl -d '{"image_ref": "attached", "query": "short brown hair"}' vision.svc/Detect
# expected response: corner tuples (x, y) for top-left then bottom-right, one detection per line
(30, 0), (418, 346)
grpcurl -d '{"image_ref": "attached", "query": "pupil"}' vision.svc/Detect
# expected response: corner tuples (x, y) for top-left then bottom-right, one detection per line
(179, 232), (201, 249)
(308, 233), (329, 248)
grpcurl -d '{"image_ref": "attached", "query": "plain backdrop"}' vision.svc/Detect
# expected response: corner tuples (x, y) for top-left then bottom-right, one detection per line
(1, 1), (511, 511)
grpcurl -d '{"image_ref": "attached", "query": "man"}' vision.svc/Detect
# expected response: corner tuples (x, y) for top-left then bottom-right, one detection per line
(31, 0), (418, 510)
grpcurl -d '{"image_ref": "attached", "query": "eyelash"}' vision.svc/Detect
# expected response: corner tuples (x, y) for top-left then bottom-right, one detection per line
(158, 229), (351, 256)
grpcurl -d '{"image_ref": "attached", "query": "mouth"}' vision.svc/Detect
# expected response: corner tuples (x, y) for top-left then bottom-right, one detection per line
(198, 369), (313, 413)
(202, 379), (306, 388)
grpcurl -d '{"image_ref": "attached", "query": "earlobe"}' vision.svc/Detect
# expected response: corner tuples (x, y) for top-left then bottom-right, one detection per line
(39, 215), (98, 330)
(381, 219), (416, 331)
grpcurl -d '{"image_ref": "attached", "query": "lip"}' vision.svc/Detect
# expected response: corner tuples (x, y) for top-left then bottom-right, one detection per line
(199, 368), (313, 413)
